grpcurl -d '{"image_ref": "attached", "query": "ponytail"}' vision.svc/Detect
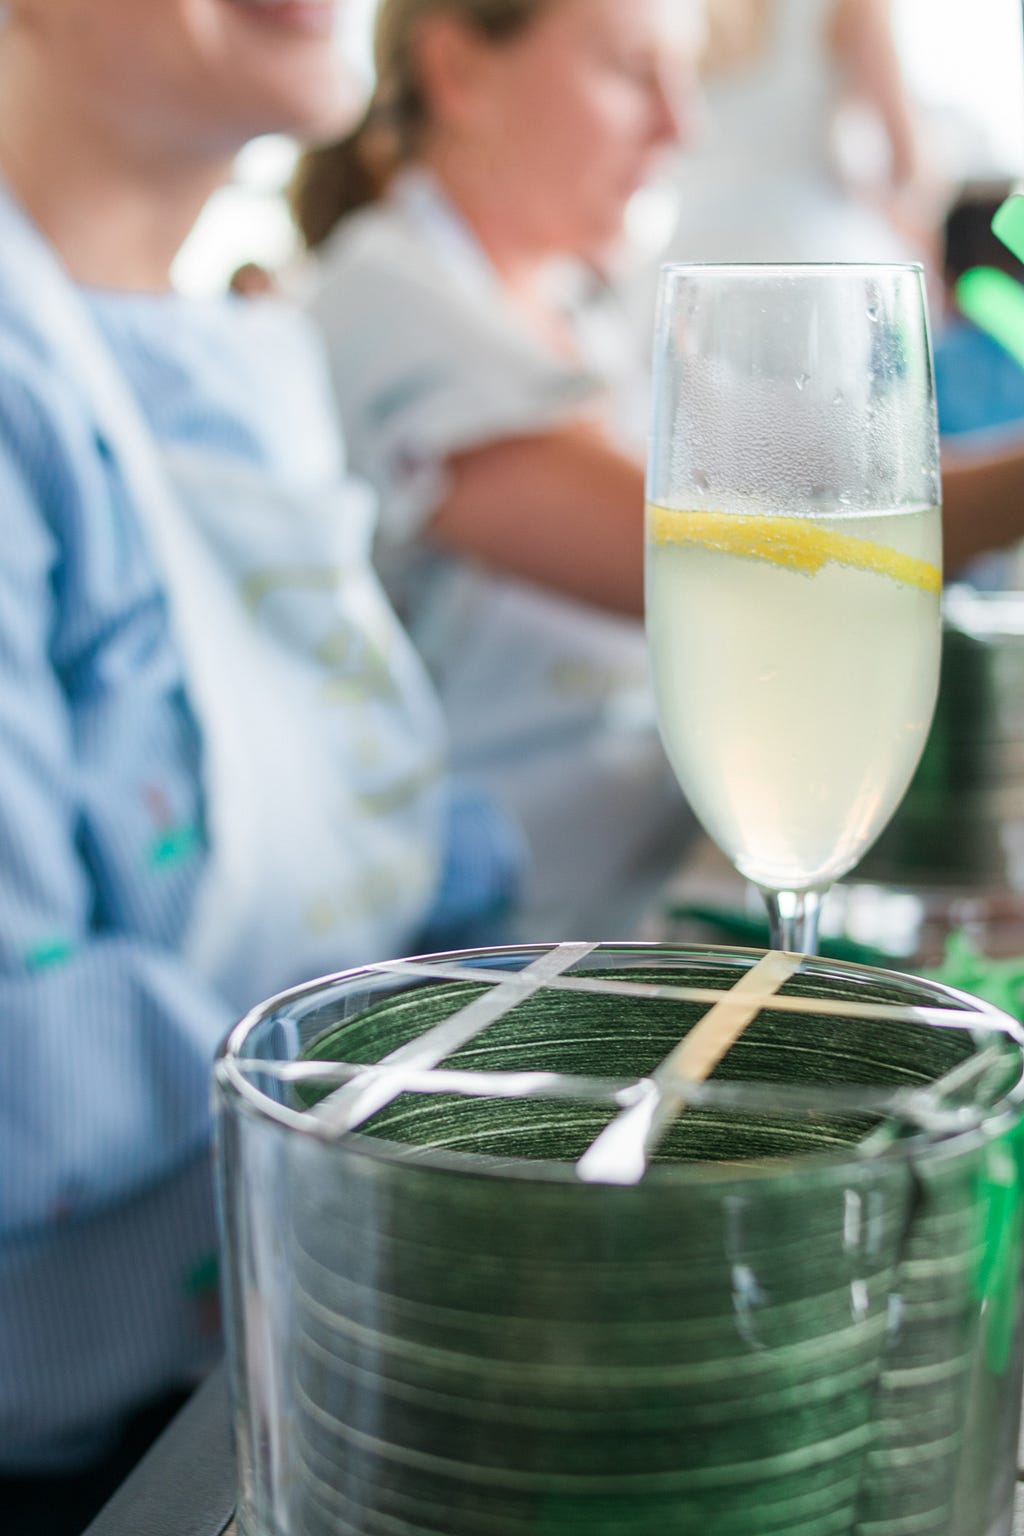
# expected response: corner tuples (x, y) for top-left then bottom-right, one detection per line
(290, 0), (550, 252)
(290, 105), (407, 251)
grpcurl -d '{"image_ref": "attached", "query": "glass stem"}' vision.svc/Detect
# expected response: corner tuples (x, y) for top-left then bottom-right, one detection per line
(760, 887), (828, 955)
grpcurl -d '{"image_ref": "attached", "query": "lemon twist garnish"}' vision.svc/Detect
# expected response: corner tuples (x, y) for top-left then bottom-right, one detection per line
(647, 505), (941, 596)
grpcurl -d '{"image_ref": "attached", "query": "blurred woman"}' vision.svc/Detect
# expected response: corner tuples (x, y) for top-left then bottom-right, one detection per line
(294, 0), (702, 942)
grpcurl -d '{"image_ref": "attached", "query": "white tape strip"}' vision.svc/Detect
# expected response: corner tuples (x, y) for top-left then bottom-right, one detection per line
(577, 950), (803, 1185)
(313, 941), (597, 1138)
(365, 955), (989, 1033)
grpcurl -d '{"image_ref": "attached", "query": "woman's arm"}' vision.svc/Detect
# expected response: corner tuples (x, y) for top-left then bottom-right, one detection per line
(943, 438), (1024, 576)
(829, 0), (918, 187)
(431, 420), (647, 615)
(431, 413), (1024, 599)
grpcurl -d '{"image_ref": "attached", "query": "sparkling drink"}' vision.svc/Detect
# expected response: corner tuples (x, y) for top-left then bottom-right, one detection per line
(646, 501), (942, 892)
(646, 263), (943, 950)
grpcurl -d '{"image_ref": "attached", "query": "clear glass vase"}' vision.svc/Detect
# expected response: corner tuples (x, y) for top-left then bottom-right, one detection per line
(213, 943), (1024, 1536)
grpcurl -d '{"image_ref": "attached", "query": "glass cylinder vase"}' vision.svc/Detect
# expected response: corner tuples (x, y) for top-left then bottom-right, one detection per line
(213, 943), (1024, 1536)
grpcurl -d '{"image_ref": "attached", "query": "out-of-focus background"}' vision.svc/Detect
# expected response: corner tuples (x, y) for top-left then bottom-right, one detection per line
(172, 0), (1024, 297)
(896, 0), (1024, 175)
(892, 0), (1024, 180)
(171, 0), (1024, 299)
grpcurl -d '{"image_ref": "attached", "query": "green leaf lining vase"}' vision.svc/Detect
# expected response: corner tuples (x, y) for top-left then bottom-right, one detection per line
(214, 943), (1024, 1536)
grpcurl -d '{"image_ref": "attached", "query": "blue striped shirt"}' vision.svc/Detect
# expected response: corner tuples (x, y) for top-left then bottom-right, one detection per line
(0, 272), (520, 1471)
(0, 291), (325, 1013)
(0, 284), (248, 1468)
(0, 282), (342, 1468)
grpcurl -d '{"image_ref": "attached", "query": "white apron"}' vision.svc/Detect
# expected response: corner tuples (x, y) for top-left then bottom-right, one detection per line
(0, 188), (446, 1012)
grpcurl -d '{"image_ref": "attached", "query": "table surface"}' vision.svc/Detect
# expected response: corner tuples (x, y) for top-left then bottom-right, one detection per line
(82, 1366), (235, 1536)
(637, 833), (1024, 966)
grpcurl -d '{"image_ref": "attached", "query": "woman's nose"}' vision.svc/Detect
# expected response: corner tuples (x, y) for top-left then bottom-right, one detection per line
(651, 57), (700, 151)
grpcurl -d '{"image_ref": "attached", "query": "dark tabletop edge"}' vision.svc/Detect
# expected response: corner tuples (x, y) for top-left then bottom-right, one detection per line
(82, 1363), (236, 1536)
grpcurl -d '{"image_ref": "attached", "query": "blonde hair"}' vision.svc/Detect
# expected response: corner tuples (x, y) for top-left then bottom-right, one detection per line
(291, 0), (552, 250)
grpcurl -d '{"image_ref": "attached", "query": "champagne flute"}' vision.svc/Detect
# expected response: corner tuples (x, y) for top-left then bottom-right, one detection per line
(645, 263), (942, 954)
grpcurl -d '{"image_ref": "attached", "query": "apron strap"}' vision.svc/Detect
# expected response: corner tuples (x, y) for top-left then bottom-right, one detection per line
(0, 182), (186, 546)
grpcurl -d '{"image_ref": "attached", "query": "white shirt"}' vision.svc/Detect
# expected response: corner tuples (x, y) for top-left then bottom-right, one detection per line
(305, 169), (694, 941)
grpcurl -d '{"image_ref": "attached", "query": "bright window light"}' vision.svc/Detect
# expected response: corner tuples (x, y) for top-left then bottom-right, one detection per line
(894, 0), (1024, 179)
